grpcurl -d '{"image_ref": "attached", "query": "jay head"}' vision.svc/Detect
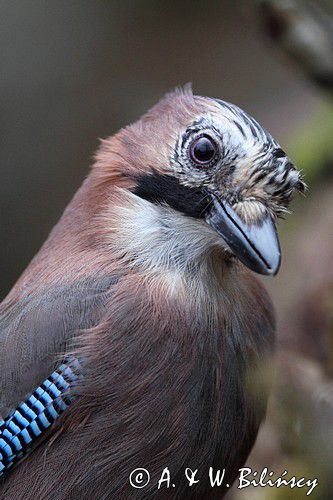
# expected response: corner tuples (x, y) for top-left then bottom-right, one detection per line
(95, 86), (305, 280)
(0, 87), (305, 498)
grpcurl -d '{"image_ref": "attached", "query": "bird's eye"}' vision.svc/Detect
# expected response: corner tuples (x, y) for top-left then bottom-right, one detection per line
(189, 135), (218, 167)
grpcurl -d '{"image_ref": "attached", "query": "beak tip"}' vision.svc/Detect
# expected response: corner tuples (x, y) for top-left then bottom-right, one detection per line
(206, 194), (282, 278)
(248, 256), (281, 276)
(267, 254), (281, 276)
(260, 252), (281, 277)
(268, 265), (279, 277)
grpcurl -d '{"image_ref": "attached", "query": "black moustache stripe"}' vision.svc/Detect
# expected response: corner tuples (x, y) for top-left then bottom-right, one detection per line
(133, 172), (211, 218)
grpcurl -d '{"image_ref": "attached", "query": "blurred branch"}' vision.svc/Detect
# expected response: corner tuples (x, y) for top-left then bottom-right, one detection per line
(258, 0), (333, 95)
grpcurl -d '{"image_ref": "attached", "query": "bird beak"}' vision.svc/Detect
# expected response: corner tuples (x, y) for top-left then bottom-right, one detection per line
(206, 193), (281, 276)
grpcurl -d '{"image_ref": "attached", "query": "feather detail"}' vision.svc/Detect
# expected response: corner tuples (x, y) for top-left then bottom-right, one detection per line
(0, 358), (80, 477)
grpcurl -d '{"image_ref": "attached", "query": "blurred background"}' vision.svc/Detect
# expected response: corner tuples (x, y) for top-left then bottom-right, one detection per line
(1, 0), (332, 498)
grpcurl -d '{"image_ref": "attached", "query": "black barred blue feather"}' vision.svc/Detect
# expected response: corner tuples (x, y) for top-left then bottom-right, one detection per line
(0, 358), (80, 476)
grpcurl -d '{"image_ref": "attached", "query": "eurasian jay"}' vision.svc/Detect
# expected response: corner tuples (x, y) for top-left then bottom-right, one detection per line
(0, 87), (305, 499)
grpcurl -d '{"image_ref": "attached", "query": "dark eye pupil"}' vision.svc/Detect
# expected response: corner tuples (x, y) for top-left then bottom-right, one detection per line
(190, 136), (217, 165)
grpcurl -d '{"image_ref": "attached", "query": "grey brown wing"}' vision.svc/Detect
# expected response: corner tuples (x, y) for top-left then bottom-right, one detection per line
(0, 275), (118, 416)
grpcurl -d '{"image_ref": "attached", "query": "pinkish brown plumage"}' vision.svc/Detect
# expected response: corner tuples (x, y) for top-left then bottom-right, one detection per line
(0, 87), (304, 498)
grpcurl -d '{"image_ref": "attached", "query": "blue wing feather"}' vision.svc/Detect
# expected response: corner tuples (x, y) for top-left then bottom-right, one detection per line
(0, 358), (80, 476)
